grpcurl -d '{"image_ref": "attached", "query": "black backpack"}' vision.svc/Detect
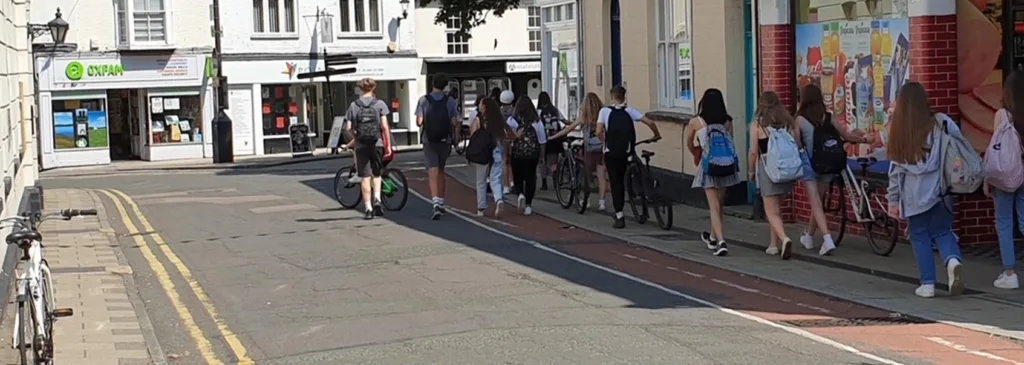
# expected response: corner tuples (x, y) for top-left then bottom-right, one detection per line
(811, 113), (847, 174)
(540, 108), (562, 137)
(604, 106), (636, 158)
(465, 127), (496, 164)
(353, 98), (382, 143)
(423, 94), (451, 143)
(511, 122), (541, 160)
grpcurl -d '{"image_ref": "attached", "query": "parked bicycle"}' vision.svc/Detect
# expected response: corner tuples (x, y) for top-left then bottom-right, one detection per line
(626, 139), (673, 230)
(553, 136), (588, 214)
(2, 209), (93, 365)
(821, 154), (900, 256)
(333, 153), (409, 211)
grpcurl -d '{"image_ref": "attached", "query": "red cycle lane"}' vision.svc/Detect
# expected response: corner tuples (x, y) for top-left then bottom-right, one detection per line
(405, 170), (1024, 365)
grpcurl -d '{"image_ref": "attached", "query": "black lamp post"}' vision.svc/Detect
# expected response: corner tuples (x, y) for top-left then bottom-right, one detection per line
(399, 0), (410, 19)
(29, 8), (69, 44)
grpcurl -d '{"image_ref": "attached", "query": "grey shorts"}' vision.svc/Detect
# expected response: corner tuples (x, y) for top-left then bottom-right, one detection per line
(423, 141), (451, 169)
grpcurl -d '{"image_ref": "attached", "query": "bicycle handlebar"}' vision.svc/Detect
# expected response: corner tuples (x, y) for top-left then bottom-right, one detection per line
(636, 138), (659, 145)
(0, 209), (97, 230)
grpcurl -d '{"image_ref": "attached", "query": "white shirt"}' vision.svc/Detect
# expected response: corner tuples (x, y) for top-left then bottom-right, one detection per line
(597, 105), (645, 128)
(507, 117), (548, 144)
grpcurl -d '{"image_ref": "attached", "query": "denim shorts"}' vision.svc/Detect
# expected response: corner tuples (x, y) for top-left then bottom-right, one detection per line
(799, 150), (816, 182)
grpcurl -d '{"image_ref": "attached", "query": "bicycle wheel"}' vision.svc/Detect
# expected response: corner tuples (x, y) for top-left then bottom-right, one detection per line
(651, 179), (673, 230)
(333, 166), (361, 209)
(625, 164), (648, 224)
(824, 176), (848, 246)
(863, 189), (899, 256)
(574, 159), (590, 214)
(39, 268), (54, 361)
(381, 168), (409, 211)
(17, 299), (37, 365)
(554, 159), (575, 209)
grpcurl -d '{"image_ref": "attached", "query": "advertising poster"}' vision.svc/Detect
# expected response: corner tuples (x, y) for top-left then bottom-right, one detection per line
(54, 110), (108, 149)
(794, 18), (910, 167)
(957, 0), (1004, 153)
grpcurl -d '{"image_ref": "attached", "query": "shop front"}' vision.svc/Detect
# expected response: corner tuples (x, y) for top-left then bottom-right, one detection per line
(222, 56), (421, 155)
(422, 57), (543, 122)
(758, 0), (1006, 245)
(36, 53), (213, 170)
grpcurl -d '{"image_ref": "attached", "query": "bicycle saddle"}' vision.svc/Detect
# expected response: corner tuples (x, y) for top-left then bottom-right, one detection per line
(856, 157), (877, 166)
(641, 150), (656, 158)
(6, 230), (41, 246)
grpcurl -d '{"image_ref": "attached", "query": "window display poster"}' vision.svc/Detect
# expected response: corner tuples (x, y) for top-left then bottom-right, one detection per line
(957, 0), (1005, 153)
(54, 110), (108, 149)
(227, 88), (254, 155)
(794, 18), (910, 169)
(163, 98), (180, 110)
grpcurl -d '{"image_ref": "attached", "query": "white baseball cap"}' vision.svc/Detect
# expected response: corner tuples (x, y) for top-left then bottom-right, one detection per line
(499, 90), (515, 105)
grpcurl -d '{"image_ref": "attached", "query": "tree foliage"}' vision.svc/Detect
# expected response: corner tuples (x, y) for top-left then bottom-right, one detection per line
(418, 0), (523, 37)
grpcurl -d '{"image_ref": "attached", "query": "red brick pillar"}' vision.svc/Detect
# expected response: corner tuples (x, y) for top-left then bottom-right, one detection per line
(758, 1), (798, 223)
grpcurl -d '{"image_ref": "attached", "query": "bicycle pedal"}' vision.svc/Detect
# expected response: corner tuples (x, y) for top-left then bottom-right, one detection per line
(52, 308), (73, 317)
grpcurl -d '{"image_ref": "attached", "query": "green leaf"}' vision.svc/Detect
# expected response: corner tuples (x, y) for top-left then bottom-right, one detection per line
(418, 0), (523, 37)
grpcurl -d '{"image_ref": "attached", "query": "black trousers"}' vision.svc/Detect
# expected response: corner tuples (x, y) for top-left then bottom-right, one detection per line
(510, 157), (539, 205)
(604, 153), (629, 213)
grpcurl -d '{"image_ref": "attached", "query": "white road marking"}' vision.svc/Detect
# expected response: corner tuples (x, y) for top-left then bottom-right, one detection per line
(926, 337), (1024, 364)
(249, 203), (319, 214)
(406, 188), (906, 365)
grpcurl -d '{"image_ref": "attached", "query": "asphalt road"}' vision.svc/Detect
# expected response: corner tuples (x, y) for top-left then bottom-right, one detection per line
(41, 158), (905, 365)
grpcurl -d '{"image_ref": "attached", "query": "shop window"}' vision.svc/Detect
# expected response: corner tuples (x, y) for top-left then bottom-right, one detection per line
(114, 0), (172, 47)
(656, 0), (694, 112)
(339, 0), (382, 35)
(252, 0), (297, 34)
(528, 6), (541, 52)
(795, 0), (908, 24)
(262, 85), (299, 136)
(52, 99), (108, 150)
(148, 95), (202, 144)
(446, 16), (470, 54)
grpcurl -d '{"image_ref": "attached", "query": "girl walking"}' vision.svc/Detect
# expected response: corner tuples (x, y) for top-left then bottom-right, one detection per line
(887, 82), (964, 298)
(983, 71), (1024, 289)
(550, 92), (609, 210)
(469, 98), (513, 217)
(686, 89), (739, 256)
(749, 92), (801, 260)
(508, 96), (548, 215)
(537, 92), (567, 191)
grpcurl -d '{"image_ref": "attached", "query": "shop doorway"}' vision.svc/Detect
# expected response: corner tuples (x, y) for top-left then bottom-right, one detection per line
(106, 89), (141, 160)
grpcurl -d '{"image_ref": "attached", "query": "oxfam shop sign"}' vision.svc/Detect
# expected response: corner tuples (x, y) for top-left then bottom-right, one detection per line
(64, 61), (125, 81)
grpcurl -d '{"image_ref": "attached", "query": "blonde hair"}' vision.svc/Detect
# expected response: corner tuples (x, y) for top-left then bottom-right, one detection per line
(578, 92), (604, 126)
(887, 82), (934, 164)
(357, 78), (377, 93)
(755, 91), (793, 129)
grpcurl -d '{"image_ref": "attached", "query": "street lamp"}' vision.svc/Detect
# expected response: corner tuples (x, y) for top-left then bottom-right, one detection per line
(399, 0), (410, 19)
(29, 8), (69, 44)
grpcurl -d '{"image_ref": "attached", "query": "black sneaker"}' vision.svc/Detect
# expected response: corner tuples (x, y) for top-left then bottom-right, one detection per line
(613, 217), (626, 229)
(700, 231), (716, 250)
(540, 179), (549, 191)
(363, 209), (374, 220)
(373, 200), (384, 217)
(431, 204), (443, 220)
(712, 241), (729, 256)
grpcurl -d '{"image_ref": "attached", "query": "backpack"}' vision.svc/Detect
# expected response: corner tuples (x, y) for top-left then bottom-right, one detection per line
(983, 110), (1024, 192)
(511, 122), (541, 160)
(604, 107), (636, 158)
(761, 125), (804, 183)
(465, 127), (496, 165)
(582, 123), (603, 153)
(540, 108), (563, 138)
(353, 98), (382, 143)
(811, 113), (848, 174)
(937, 113), (984, 194)
(423, 94), (451, 143)
(701, 124), (739, 177)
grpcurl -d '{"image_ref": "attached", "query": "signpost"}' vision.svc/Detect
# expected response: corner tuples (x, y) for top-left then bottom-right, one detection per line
(297, 50), (357, 154)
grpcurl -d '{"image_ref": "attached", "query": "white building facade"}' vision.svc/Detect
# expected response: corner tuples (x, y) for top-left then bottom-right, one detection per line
(31, 0), (216, 169)
(220, 0), (421, 154)
(415, 1), (542, 120)
(1, 0), (40, 216)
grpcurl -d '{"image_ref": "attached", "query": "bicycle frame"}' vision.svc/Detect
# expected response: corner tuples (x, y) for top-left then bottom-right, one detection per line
(837, 164), (887, 224)
(11, 239), (53, 350)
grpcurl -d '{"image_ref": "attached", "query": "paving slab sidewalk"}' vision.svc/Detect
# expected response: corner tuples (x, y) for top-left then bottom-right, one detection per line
(39, 189), (164, 365)
(443, 164), (1024, 342)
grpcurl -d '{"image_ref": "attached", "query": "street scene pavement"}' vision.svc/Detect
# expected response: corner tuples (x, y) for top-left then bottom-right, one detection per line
(5, 152), (1022, 364)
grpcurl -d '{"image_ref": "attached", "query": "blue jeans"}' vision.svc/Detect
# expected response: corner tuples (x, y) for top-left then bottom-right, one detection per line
(474, 146), (504, 210)
(907, 202), (963, 285)
(993, 188), (1024, 270)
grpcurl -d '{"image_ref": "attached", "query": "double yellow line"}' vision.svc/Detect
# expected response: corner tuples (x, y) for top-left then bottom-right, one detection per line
(97, 189), (254, 365)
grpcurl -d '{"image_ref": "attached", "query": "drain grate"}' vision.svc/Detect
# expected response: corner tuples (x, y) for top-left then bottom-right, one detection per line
(780, 316), (933, 328)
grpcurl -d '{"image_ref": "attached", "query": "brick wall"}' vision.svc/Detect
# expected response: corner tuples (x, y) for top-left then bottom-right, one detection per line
(759, 24), (797, 222)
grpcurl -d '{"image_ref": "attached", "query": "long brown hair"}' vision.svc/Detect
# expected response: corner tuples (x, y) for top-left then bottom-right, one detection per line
(513, 94), (539, 125)
(796, 84), (827, 126)
(480, 98), (509, 141)
(578, 92), (604, 126)
(1004, 71), (1024, 141)
(755, 92), (794, 129)
(887, 82), (935, 164)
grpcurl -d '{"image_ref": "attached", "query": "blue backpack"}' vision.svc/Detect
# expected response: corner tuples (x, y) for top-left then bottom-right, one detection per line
(702, 124), (738, 177)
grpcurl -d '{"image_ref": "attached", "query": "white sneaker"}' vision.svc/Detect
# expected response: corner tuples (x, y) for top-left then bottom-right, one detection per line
(994, 272), (1020, 289)
(799, 232), (814, 250)
(915, 284), (936, 298)
(818, 235), (836, 256)
(524, 206), (533, 216)
(476, 209), (485, 217)
(503, 186), (511, 195)
(947, 258), (964, 296)
(494, 201), (504, 217)
(765, 246), (780, 256)
(517, 194), (526, 210)
(599, 199), (607, 211)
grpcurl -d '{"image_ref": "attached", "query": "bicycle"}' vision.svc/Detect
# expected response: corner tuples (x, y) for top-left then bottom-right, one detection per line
(450, 124), (470, 156)
(333, 152), (409, 211)
(821, 155), (901, 256)
(625, 139), (673, 230)
(553, 136), (589, 214)
(3, 209), (93, 365)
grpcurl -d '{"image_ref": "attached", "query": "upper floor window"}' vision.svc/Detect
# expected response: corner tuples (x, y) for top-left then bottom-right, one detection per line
(340, 0), (382, 35)
(446, 16), (469, 55)
(253, 0), (297, 34)
(115, 0), (172, 47)
(528, 6), (541, 52)
(656, 0), (693, 112)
